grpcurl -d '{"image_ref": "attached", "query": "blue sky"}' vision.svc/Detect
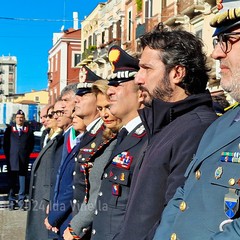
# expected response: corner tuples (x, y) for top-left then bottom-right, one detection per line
(0, 0), (103, 93)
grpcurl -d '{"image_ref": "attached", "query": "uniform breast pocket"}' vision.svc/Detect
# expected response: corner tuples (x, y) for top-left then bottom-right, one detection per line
(209, 163), (240, 219)
(211, 164), (240, 193)
(107, 166), (130, 186)
(106, 166), (131, 209)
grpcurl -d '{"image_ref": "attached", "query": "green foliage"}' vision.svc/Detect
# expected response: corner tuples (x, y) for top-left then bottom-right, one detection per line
(89, 45), (97, 51)
(136, 0), (142, 12)
(82, 45), (97, 59)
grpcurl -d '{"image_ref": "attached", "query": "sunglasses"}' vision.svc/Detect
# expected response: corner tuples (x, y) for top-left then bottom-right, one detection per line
(52, 110), (64, 117)
(47, 113), (54, 119)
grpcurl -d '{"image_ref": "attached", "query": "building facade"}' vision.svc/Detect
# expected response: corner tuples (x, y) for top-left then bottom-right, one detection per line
(48, 0), (230, 104)
(0, 56), (17, 101)
(48, 12), (81, 104)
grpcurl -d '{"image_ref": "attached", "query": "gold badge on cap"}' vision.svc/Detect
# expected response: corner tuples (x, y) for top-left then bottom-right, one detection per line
(109, 48), (120, 72)
(79, 67), (87, 82)
(91, 142), (96, 149)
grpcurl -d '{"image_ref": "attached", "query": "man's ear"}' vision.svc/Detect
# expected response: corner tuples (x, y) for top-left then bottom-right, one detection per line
(172, 65), (186, 84)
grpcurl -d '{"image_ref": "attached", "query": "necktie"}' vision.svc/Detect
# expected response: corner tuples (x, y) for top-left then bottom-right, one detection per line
(116, 128), (128, 145)
(18, 128), (23, 136)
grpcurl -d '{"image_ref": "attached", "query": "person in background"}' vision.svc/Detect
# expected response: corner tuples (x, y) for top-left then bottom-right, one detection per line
(26, 102), (63, 240)
(42, 105), (62, 147)
(46, 111), (86, 239)
(39, 104), (51, 148)
(44, 84), (79, 239)
(63, 79), (121, 240)
(90, 45), (147, 240)
(115, 23), (218, 240)
(40, 104), (50, 129)
(153, 0), (240, 239)
(4, 109), (35, 211)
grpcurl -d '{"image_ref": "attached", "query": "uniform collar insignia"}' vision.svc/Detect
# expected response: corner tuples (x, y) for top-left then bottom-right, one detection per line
(134, 125), (145, 135)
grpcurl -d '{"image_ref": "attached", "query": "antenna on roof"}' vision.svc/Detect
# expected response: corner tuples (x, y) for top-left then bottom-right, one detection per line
(62, 0), (66, 31)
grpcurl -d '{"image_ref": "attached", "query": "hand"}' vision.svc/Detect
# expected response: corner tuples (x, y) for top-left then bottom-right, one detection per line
(63, 227), (74, 240)
(52, 226), (59, 234)
(44, 217), (52, 230)
(46, 204), (49, 214)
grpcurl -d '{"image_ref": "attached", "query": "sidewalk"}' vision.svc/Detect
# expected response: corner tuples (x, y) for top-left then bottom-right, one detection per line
(0, 194), (27, 240)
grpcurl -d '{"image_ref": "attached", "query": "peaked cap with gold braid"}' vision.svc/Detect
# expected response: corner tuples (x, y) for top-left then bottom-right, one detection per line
(76, 66), (102, 96)
(210, 0), (240, 36)
(107, 45), (139, 86)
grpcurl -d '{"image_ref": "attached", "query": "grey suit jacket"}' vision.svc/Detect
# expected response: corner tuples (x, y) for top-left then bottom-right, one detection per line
(26, 134), (61, 240)
(70, 139), (117, 237)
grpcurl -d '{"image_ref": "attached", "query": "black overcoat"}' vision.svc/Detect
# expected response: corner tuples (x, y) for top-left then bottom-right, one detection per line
(3, 124), (34, 175)
(115, 91), (218, 240)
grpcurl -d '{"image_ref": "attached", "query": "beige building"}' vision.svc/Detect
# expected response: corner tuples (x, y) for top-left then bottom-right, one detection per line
(79, 0), (125, 79)
(76, 0), (231, 103)
(4, 90), (49, 105)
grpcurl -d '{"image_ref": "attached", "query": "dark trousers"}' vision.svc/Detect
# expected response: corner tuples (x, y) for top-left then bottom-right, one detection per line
(8, 170), (26, 202)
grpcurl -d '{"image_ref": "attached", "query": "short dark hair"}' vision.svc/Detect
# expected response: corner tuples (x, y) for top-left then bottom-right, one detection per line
(140, 23), (210, 95)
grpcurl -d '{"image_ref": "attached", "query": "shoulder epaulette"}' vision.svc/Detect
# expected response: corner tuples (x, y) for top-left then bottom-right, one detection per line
(224, 102), (239, 112)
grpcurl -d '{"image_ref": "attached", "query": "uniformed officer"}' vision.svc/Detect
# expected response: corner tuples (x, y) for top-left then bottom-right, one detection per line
(154, 0), (240, 239)
(90, 45), (147, 240)
(65, 69), (106, 240)
(70, 66), (105, 216)
(3, 109), (35, 211)
(63, 80), (121, 240)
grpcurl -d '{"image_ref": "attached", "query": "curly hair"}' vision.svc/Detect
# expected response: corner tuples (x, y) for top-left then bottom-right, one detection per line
(140, 23), (210, 95)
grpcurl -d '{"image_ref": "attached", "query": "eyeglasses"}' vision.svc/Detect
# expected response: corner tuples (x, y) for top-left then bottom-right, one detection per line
(213, 32), (240, 53)
(47, 113), (54, 119)
(52, 110), (64, 117)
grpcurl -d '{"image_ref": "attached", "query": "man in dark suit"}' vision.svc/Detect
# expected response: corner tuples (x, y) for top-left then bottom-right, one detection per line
(44, 84), (79, 239)
(4, 109), (35, 210)
(115, 23), (218, 240)
(90, 45), (147, 240)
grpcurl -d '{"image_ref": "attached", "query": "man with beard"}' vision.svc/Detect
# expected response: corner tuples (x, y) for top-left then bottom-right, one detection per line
(153, 1), (240, 240)
(115, 23), (218, 240)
